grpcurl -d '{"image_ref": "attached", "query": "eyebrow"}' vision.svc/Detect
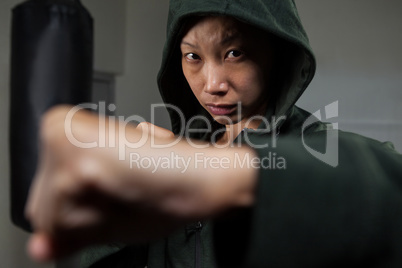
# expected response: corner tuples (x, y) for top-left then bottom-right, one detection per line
(220, 32), (241, 45)
(181, 41), (198, 48)
(181, 32), (242, 49)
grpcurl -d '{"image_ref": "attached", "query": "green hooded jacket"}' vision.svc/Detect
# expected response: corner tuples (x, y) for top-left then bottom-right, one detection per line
(81, 0), (402, 267)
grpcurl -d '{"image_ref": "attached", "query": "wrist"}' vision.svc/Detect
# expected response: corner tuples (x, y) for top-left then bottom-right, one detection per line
(200, 146), (258, 216)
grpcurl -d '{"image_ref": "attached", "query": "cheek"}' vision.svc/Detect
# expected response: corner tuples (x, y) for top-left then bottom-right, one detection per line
(232, 65), (267, 104)
(182, 64), (203, 97)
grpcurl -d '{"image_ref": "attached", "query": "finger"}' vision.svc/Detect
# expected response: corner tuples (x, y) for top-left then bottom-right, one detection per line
(25, 138), (55, 225)
(28, 167), (76, 234)
(27, 233), (54, 263)
(27, 231), (88, 262)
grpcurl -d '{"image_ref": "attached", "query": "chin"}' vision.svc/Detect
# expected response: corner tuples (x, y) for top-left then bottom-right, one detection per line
(212, 115), (242, 126)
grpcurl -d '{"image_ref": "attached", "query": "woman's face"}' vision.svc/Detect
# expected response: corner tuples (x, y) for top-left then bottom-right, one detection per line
(180, 16), (274, 128)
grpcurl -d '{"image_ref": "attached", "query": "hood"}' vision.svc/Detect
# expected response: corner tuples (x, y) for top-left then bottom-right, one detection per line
(157, 0), (316, 136)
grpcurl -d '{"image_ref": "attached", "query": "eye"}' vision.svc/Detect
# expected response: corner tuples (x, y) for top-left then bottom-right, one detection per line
(226, 50), (243, 59)
(184, 53), (201, 61)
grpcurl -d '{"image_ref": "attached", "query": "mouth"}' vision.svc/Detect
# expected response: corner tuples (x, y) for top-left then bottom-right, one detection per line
(206, 103), (238, 116)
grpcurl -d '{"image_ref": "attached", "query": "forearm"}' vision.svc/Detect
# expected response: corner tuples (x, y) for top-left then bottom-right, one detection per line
(64, 104), (258, 217)
(26, 105), (259, 261)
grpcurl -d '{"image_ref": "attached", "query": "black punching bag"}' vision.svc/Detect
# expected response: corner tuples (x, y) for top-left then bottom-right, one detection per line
(10, 0), (93, 231)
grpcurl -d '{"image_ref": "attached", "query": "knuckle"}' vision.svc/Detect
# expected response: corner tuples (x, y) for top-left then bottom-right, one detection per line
(137, 121), (152, 127)
(136, 122), (151, 132)
(164, 131), (175, 140)
(40, 106), (71, 146)
(41, 105), (72, 129)
(73, 156), (105, 189)
(24, 205), (33, 221)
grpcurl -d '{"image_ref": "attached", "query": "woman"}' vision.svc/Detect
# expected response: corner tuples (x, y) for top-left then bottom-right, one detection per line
(27, 0), (402, 267)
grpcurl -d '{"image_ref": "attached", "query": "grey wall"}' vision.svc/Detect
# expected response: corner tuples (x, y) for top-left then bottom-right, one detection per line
(82, 0), (127, 74)
(296, 0), (402, 151)
(115, 0), (171, 129)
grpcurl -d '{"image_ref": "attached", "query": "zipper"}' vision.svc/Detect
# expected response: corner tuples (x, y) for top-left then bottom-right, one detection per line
(185, 221), (204, 268)
(194, 221), (203, 268)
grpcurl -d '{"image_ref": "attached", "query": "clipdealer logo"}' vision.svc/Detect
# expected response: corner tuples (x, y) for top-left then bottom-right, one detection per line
(63, 102), (284, 159)
(301, 101), (339, 167)
(129, 151), (287, 173)
(63, 101), (339, 170)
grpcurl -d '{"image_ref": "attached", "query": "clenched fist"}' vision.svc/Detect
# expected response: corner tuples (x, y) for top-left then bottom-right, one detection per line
(26, 105), (257, 262)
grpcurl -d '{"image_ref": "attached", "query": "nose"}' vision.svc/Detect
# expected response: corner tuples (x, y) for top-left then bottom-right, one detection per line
(204, 63), (229, 95)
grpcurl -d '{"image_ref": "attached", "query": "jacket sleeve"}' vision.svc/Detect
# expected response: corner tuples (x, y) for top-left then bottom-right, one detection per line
(213, 131), (402, 268)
